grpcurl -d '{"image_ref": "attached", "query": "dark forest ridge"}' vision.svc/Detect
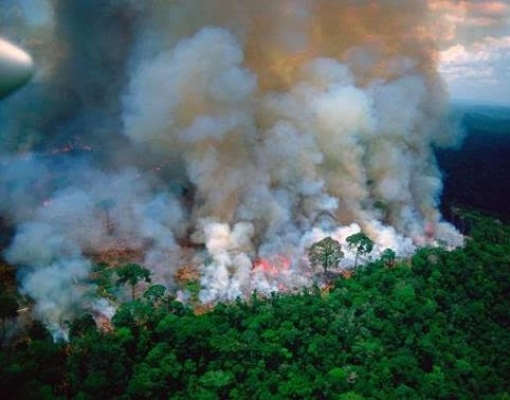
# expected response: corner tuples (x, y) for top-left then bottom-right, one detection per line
(437, 103), (510, 221)
(1, 212), (509, 399)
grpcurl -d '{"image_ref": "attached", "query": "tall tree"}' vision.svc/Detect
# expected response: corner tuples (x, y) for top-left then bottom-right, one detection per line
(381, 248), (396, 267)
(346, 232), (374, 268)
(96, 198), (116, 235)
(143, 284), (167, 305)
(308, 237), (344, 273)
(116, 263), (152, 301)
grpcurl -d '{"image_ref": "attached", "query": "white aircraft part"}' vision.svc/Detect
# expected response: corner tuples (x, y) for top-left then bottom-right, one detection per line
(0, 37), (34, 98)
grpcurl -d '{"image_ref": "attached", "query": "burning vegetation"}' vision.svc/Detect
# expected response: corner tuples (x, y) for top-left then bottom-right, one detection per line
(0, 1), (465, 337)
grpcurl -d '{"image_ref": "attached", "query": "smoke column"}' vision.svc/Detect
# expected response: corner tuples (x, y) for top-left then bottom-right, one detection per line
(0, 1), (463, 337)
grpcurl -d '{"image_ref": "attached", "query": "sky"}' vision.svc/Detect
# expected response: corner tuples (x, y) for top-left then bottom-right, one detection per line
(434, 0), (510, 106)
(1, 0), (509, 106)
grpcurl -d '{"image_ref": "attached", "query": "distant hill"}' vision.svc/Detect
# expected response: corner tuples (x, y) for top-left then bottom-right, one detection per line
(451, 102), (510, 134)
(437, 103), (510, 220)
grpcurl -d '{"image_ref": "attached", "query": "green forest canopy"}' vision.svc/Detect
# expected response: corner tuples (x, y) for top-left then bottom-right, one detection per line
(0, 212), (509, 399)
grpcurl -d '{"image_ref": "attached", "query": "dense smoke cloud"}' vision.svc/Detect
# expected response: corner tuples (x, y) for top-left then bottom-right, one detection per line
(0, 1), (463, 336)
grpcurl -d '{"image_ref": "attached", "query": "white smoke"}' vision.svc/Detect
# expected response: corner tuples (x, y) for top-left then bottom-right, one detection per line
(4, 166), (186, 335)
(15, 256), (91, 342)
(0, 1), (464, 334)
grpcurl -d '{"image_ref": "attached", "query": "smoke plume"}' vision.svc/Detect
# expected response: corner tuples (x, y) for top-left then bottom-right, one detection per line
(0, 1), (463, 336)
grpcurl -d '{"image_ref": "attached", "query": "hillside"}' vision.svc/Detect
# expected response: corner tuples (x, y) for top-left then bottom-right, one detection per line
(437, 104), (510, 221)
(1, 213), (509, 399)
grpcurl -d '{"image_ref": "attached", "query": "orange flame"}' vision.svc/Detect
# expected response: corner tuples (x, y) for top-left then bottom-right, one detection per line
(252, 255), (291, 276)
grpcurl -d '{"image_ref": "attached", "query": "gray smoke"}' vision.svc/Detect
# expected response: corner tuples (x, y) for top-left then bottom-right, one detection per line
(1, 1), (463, 336)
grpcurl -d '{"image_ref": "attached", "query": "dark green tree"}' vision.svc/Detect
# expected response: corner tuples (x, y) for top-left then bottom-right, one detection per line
(28, 319), (52, 341)
(380, 248), (396, 267)
(0, 294), (18, 338)
(143, 284), (167, 304)
(69, 313), (97, 339)
(116, 263), (152, 300)
(91, 262), (116, 301)
(308, 236), (344, 273)
(346, 232), (374, 268)
(67, 332), (130, 399)
(127, 343), (182, 398)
